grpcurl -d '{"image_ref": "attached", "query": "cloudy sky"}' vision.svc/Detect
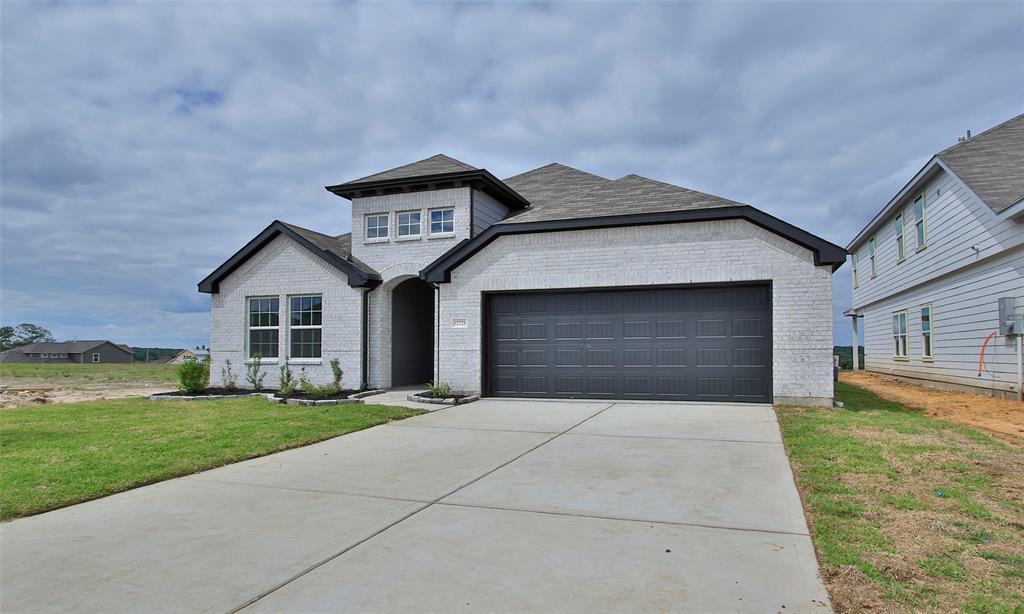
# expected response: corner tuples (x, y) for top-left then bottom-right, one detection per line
(1, 1), (1021, 348)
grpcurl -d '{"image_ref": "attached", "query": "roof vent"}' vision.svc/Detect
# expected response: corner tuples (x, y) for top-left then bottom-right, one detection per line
(957, 129), (972, 143)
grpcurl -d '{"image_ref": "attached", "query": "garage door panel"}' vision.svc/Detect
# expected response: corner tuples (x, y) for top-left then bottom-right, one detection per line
(486, 285), (771, 403)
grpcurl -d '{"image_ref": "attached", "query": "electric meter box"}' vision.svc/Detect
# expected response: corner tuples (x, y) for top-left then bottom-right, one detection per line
(998, 297), (1022, 336)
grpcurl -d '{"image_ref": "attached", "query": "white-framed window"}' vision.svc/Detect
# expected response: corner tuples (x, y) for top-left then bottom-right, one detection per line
(59, 353), (66, 358)
(892, 310), (908, 358)
(366, 214), (389, 240)
(430, 208), (454, 234)
(869, 236), (877, 277)
(895, 213), (905, 262)
(921, 304), (933, 359)
(248, 297), (280, 358)
(92, 352), (101, 363)
(41, 353), (49, 358)
(852, 253), (859, 288)
(914, 192), (926, 250)
(289, 295), (322, 359)
(397, 211), (421, 237)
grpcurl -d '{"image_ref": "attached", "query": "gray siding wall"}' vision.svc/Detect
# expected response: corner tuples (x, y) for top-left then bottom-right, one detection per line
(436, 219), (835, 405)
(860, 247), (1024, 395)
(850, 164), (1024, 394)
(471, 189), (510, 235)
(85, 343), (133, 364)
(209, 235), (364, 390)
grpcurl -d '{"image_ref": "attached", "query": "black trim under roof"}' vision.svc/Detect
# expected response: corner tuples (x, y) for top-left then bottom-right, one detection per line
(325, 169), (531, 211)
(198, 221), (381, 293)
(420, 206), (847, 283)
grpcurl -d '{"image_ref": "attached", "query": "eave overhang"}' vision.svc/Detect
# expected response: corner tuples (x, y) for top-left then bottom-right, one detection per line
(420, 206), (847, 283)
(325, 169), (530, 211)
(197, 221), (381, 294)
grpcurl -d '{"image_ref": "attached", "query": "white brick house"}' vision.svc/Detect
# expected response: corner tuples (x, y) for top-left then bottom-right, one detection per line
(200, 155), (845, 405)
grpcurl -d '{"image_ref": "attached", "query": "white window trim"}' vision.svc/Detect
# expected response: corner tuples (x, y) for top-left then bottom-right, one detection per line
(895, 213), (906, 263)
(288, 294), (323, 360)
(59, 353), (66, 358)
(868, 236), (877, 277)
(365, 213), (390, 242)
(852, 253), (859, 288)
(428, 207), (456, 236)
(396, 210), (422, 239)
(914, 192), (927, 251)
(892, 310), (908, 359)
(247, 295), (281, 361)
(921, 303), (934, 361)
(92, 352), (101, 363)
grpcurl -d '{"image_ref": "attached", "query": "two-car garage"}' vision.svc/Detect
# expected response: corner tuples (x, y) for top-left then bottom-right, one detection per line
(484, 284), (773, 403)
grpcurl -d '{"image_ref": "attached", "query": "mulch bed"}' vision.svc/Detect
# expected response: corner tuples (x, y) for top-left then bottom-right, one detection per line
(152, 388), (265, 397)
(273, 389), (359, 401)
(414, 391), (469, 401)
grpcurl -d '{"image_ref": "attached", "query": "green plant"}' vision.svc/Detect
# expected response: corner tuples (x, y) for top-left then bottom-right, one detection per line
(278, 363), (295, 397)
(176, 357), (209, 394)
(426, 381), (452, 397)
(245, 354), (265, 390)
(298, 368), (314, 393)
(221, 359), (237, 391)
(329, 358), (343, 392)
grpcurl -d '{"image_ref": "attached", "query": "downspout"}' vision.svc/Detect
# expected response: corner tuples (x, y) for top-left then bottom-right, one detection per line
(362, 285), (375, 391)
(434, 282), (441, 385)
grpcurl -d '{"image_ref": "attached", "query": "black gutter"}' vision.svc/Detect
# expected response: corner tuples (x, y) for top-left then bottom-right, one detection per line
(420, 206), (847, 283)
(197, 220), (382, 293)
(325, 169), (530, 211)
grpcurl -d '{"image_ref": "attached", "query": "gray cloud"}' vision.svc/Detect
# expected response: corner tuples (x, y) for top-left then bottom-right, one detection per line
(1, 1), (1021, 347)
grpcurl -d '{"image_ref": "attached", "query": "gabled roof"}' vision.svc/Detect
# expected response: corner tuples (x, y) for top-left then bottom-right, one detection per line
(499, 173), (743, 224)
(198, 221), (381, 293)
(12, 340), (129, 354)
(349, 154), (478, 183)
(936, 113), (1024, 213)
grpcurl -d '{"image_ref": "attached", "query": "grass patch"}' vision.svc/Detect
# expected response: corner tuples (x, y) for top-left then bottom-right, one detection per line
(0, 362), (178, 385)
(0, 397), (424, 519)
(778, 382), (1024, 613)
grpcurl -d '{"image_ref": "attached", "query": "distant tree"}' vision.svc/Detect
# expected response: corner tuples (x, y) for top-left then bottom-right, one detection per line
(1, 323), (55, 349)
(0, 326), (15, 350)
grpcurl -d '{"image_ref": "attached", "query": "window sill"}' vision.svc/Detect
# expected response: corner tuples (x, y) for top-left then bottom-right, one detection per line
(893, 356), (909, 362)
(916, 245), (927, 253)
(287, 358), (322, 365)
(246, 358), (279, 364)
(428, 232), (455, 240)
(364, 237), (389, 245)
(395, 235), (422, 242)
(922, 357), (935, 363)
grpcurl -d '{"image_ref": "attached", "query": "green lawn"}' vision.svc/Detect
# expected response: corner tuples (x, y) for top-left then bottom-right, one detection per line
(778, 383), (1024, 613)
(0, 397), (424, 519)
(0, 362), (178, 385)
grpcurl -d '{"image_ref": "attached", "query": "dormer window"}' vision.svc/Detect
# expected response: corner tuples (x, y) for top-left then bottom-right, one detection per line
(366, 214), (389, 240)
(430, 208), (454, 234)
(397, 211), (421, 237)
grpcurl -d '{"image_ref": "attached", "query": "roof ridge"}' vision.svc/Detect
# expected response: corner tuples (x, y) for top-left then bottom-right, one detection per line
(615, 174), (748, 206)
(503, 162), (610, 183)
(937, 112), (1024, 157)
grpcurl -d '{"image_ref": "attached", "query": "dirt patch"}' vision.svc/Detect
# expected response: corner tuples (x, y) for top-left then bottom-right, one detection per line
(1, 383), (175, 408)
(841, 371), (1024, 446)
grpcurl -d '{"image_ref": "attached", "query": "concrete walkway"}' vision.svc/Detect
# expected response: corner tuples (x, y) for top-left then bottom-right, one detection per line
(1, 399), (831, 613)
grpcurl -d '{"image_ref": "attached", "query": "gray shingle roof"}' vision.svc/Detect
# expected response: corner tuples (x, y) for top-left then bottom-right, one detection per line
(277, 222), (378, 277)
(349, 154), (478, 184)
(12, 340), (127, 354)
(502, 163), (613, 210)
(499, 172), (745, 224)
(937, 113), (1024, 213)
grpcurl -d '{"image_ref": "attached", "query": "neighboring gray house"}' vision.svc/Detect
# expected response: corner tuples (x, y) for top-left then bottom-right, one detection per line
(200, 155), (845, 405)
(846, 113), (1024, 399)
(0, 341), (134, 364)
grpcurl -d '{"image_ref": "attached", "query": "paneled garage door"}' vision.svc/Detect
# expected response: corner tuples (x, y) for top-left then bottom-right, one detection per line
(484, 285), (772, 402)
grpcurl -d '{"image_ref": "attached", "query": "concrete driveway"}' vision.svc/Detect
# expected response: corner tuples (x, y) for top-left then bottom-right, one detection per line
(1, 399), (831, 613)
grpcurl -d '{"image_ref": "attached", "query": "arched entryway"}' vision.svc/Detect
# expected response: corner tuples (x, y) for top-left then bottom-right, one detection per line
(390, 277), (434, 386)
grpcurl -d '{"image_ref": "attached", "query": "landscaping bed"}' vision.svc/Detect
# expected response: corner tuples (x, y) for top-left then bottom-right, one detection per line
(150, 388), (269, 400)
(0, 396), (425, 519)
(777, 382), (1024, 613)
(410, 391), (479, 406)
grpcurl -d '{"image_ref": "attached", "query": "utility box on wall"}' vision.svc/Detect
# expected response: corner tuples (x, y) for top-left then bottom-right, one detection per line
(998, 297), (1023, 336)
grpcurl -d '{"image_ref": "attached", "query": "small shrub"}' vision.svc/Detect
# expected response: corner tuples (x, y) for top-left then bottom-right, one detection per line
(329, 358), (343, 392)
(426, 381), (452, 397)
(221, 359), (237, 391)
(278, 363), (295, 397)
(298, 368), (314, 393)
(177, 357), (209, 394)
(245, 354), (265, 390)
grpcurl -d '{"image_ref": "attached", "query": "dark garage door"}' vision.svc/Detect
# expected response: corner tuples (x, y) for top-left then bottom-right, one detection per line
(485, 285), (772, 402)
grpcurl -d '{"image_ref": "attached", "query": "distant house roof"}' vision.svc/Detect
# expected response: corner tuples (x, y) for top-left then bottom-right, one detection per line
(936, 113), (1024, 213)
(4, 340), (133, 355)
(198, 220), (382, 293)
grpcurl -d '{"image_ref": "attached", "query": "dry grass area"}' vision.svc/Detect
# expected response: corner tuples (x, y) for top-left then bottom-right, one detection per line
(778, 383), (1024, 613)
(842, 371), (1024, 446)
